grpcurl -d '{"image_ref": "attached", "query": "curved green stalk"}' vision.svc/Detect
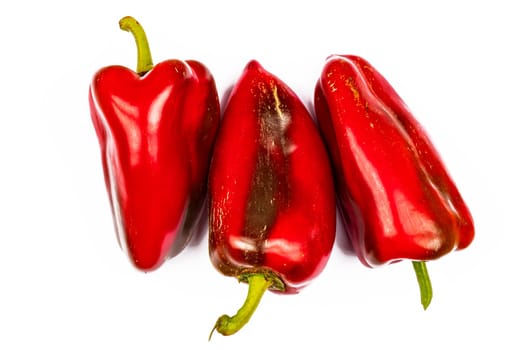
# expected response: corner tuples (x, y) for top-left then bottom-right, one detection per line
(118, 16), (154, 75)
(412, 261), (433, 310)
(209, 274), (272, 340)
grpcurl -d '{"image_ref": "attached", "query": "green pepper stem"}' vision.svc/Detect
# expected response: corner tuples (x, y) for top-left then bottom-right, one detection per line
(412, 261), (433, 310)
(209, 274), (272, 340)
(118, 16), (154, 75)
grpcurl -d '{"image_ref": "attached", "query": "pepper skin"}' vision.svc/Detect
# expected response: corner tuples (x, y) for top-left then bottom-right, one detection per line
(89, 17), (220, 272)
(208, 61), (336, 337)
(314, 55), (474, 309)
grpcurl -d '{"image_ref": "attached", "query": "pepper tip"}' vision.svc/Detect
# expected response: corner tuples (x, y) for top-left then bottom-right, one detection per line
(245, 60), (263, 72)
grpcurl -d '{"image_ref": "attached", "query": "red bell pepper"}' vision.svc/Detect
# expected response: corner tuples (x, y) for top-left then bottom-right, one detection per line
(314, 55), (474, 309)
(208, 61), (336, 337)
(88, 16), (220, 272)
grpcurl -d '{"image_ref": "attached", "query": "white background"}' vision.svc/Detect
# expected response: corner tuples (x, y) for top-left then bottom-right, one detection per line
(1, 1), (523, 349)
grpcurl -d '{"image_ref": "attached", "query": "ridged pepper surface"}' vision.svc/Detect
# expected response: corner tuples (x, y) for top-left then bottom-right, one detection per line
(314, 54), (474, 309)
(89, 17), (220, 272)
(209, 61), (336, 337)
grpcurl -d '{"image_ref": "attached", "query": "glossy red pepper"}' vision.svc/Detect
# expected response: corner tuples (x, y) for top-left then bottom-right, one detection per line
(314, 55), (474, 309)
(208, 61), (336, 337)
(88, 17), (220, 272)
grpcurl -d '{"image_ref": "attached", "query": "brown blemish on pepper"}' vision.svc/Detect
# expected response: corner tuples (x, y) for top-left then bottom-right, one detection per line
(243, 83), (291, 265)
(244, 153), (278, 265)
(345, 77), (362, 106)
